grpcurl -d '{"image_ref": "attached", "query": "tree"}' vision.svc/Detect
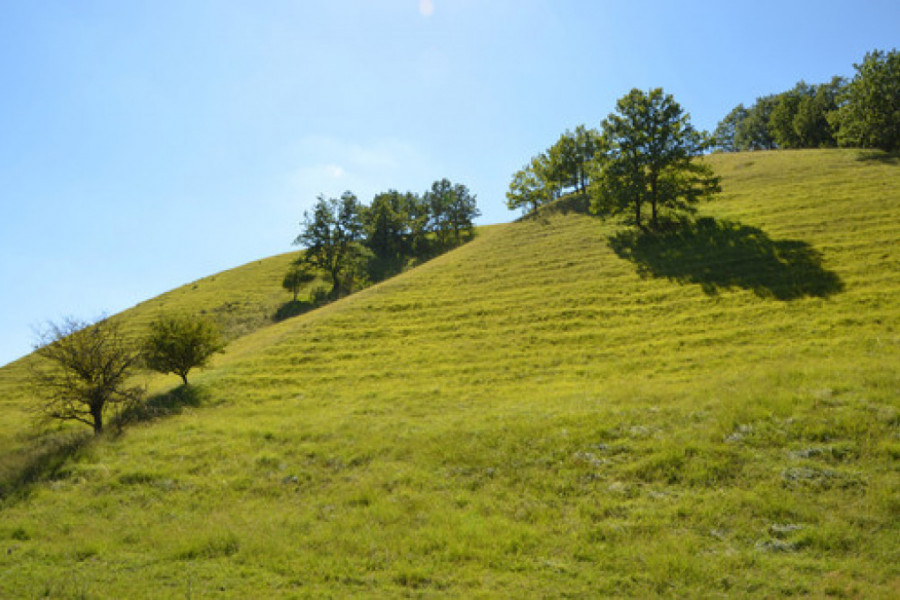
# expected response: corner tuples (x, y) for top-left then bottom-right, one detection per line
(141, 314), (225, 386)
(831, 49), (900, 151)
(506, 160), (547, 214)
(589, 88), (720, 229)
(768, 82), (813, 149)
(713, 104), (749, 152)
(446, 182), (480, 243)
(424, 179), (480, 247)
(734, 94), (779, 151)
(547, 125), (602, 194)
(364, 190), (421, 260)
(282, 264), (316, 301)
(30, 317), (144, 435)
(294, 191), (366, 297)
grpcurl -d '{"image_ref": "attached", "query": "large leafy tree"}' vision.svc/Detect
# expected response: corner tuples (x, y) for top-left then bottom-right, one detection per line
(294, 192), (366, 297)
(589, 88), (720, 229)
(30, 317), (144, 435)
(142, 314), (225, 386)
(831, 49), (900, 151)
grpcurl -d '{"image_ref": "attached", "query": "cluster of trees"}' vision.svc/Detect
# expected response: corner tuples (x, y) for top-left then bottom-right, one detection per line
(508, 88), (720, 229)
(289, 179), (480, 300)
(30, 314), (225, 435)
(714, 49), (900, 153)
(506, 125), (601, 214)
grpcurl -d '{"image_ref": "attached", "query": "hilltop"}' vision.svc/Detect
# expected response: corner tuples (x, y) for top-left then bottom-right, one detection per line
(0, 149), (898, 597)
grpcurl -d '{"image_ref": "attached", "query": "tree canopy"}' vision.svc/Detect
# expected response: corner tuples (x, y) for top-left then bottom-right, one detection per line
(294, 192), (367, 297)
(30, 317), (144, 434)
(714, 48), (898, 153)
(141, 314), (225, 385)
(831, 49), (900, 152)
(589, 88), (720, 229)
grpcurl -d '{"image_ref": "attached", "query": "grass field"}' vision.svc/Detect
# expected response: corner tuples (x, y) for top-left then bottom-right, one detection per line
(0, 149), (898, 597)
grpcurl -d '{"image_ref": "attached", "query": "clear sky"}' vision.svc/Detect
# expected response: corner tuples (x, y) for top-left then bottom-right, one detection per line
(1, 0), (898, 366)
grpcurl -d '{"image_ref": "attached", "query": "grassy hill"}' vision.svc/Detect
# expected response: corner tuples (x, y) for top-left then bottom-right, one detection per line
(0, 149), (898, 597)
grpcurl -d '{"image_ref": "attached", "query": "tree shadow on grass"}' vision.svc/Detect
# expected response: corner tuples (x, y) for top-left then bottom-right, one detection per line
(116, 384), (207, 426)
(0, 431), (90, 502)
(607, 216), (845, 300)
(0, 385), (207, 503)
(273, 300), (315, 322)
(855, 150), (899, 165)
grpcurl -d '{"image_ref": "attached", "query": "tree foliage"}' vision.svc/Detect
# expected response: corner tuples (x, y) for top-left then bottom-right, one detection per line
(141, 314), (225, 385)
(294, 192), (367, 297)
(831, 49), (900, 151)
(291, 180), (479, 302)
(715, 48), (899, 153)
(589, 88), (720, 228)
(425, 178), (480, 247)
(507, 126), (600, 215)
(30, 317), (144, 434)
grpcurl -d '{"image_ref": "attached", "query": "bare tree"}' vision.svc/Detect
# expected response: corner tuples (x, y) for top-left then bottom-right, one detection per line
(30, 317), (144, 434)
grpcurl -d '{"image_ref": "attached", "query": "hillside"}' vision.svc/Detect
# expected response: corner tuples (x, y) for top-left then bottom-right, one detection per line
(1, 149), (898, 597)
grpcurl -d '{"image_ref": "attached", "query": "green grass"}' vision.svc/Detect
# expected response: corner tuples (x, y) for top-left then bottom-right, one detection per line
(0, 149), (898, 597)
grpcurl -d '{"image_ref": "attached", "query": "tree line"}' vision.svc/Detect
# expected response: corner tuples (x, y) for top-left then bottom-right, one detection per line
(714, 49), (900, 153)
(287, 178), (480, 301)
(507, 48), (898, 228)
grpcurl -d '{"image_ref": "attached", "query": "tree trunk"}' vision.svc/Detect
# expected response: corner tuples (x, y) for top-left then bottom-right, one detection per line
(180, 373), (189, 386)
(634, 199), (642, 228)
(91, 403), (104, 434)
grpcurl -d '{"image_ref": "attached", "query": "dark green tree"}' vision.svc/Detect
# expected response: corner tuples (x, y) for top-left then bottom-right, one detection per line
(831, 49), (900, 151)
(447, 182), (480, 243)
(364, 190), (421, 260)
(713, 104), (749, 152)
(734, 94), (779, 151)
(425, 179), (480, 247)
(30, 317), (144, 434)
(768, 82), (814, 149)
(294, 191), (366, 297)
(589, 88), (720, 229)
(141, 314), (225, 386)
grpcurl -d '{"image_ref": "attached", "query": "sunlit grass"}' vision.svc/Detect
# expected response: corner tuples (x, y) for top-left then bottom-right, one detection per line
(0, 149), (898, 597)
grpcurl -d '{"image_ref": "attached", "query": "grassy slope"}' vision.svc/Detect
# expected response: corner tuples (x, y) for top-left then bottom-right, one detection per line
(0, 149), (898, 598)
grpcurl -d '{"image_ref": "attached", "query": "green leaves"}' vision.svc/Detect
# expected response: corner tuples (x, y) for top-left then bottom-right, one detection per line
(142, 314), (225, 385)
(589, 88), (719, 228)
(832, 49), (900, 152)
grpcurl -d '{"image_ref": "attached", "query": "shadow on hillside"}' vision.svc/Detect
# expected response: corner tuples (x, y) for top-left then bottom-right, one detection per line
(518, 193), (591, 224)
(116, 384), (207, 427)
(855, 150), (899, 165)
(273, 299), (315, 322)
(0, 431), (90, 502)
(0, 386), (209, 503)
(607, 216), (845, 300)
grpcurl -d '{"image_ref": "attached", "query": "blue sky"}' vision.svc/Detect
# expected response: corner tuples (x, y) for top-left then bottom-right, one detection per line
(1, 0), (898, 366)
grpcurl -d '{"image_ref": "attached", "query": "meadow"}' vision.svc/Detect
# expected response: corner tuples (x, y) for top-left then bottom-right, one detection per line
(0, 149), (898, 597)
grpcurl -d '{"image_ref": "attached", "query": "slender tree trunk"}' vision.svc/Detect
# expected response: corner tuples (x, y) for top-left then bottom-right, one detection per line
(634, 200), (642, 228)
(91, 403), (104, 434)
(180, 373), (189, 386)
